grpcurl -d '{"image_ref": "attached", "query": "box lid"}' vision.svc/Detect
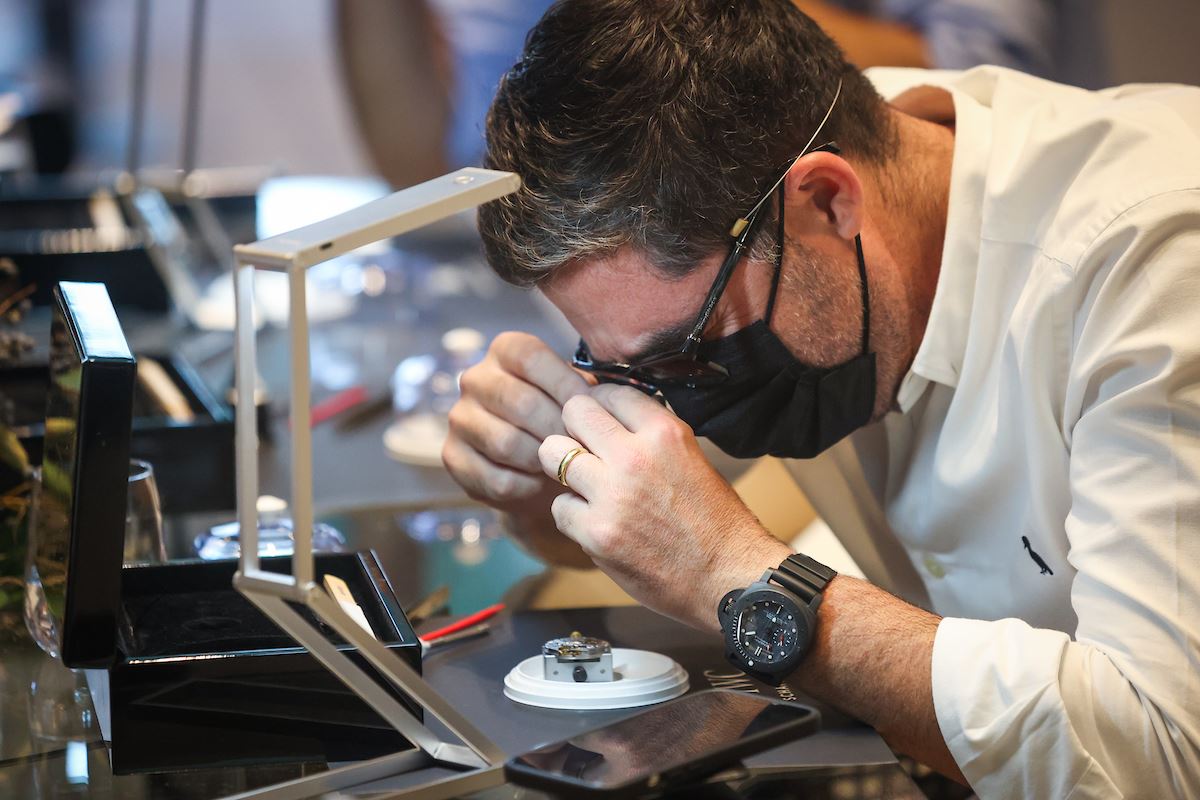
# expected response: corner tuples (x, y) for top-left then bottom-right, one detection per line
(29, 282), (135, 667)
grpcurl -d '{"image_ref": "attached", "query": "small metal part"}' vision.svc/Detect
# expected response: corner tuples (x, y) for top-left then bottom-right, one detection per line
(542, 631), (613, 683)
(407, 585), (451, 628)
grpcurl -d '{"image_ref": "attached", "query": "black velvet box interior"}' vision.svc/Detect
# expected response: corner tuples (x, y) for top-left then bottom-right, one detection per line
(86, 552), (424, 774)
(119, 554), (399, 658)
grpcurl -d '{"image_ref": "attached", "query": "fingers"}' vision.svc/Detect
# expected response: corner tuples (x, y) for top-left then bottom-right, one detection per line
(443, 332), (594, 514)
(561, 393), (633, 460)
(539, 434), (603, 499)
(589, 383), (667, 433)
(441, 435), (545, 507)
(492, 331), (592, 407)
(558, 386), (692, 469)
(574, 367), (600, 388)
(459, 363), (566, 440)
(447, 397), (542, 472)
(443, 332), (598, 514)
(549, 491), (593, 551)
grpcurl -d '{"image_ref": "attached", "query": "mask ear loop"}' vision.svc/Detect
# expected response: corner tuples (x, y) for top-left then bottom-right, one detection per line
(854, 234), (870, 354)
(764, 182), (786, 326)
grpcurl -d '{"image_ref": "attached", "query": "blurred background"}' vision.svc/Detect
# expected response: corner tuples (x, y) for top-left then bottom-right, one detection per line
(2, 0), (1197, 184)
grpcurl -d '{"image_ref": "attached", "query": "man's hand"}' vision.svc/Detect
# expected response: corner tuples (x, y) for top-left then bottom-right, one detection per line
(443, 331), (594, 567)
(538, 384), (791, 630)
(537, 384), (965, 782)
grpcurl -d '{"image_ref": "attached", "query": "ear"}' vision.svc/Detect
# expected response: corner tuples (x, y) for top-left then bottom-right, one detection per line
(781, 151), (865, 242)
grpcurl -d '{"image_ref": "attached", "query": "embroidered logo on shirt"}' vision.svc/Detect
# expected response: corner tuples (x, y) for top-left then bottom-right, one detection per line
(1022, 536), (1054, 575)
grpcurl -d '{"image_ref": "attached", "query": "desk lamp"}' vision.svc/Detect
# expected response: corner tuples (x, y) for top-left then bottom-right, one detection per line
(231, 168), (519, 800)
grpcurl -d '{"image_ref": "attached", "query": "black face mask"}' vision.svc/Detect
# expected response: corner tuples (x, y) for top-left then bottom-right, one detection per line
(661, 211), (876, 460)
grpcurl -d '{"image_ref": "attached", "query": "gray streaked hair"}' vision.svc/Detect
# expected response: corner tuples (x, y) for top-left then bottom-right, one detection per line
(479, 0), (897, 288)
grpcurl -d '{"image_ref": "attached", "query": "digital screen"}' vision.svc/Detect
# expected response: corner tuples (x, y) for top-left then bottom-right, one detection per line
(512, 691), (811, 788)
(28, 304), (83, 622)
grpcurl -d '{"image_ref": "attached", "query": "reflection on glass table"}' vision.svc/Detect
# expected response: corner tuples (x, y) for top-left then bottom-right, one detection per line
(321, 504), (543, 618)
(0, 625), (328, 798)
(194, 519), (347, 560)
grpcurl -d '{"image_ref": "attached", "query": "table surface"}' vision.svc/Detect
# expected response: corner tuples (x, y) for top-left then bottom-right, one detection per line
(0, 214), (926, 799)
(0, 536), (925, 800)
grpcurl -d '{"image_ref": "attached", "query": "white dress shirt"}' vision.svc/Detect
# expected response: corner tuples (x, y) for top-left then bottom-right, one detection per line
(784, 66), (1200, 798)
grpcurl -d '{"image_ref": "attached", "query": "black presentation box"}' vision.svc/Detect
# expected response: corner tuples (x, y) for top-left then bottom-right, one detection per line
(0, 181), (174, 310)
(10, 351), (235, 514)
(30, 282), (423, 773)
(87, 551), (423, 774)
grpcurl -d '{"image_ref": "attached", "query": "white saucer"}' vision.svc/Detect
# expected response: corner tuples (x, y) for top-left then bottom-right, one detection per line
(383, 413), (448, 467)
(504, 648), (688, 710)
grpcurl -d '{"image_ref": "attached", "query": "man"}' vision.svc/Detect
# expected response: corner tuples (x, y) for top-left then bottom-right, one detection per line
(442, 1), (1200, 796)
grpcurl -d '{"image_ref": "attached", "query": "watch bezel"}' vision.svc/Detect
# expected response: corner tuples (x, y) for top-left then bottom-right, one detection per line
(721, 583), (814, 686)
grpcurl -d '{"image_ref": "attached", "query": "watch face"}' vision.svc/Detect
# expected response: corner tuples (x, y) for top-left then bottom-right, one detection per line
(732, 597), (801, 670)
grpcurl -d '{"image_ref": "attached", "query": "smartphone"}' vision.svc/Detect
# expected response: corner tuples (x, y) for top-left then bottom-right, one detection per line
(504, 689), (820, 797)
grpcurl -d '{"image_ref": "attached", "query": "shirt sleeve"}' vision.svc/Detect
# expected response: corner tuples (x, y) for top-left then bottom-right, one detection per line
(931, 191), (1200, 799)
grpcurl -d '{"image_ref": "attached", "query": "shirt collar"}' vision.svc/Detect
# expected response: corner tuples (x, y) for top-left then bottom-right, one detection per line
(895, 79), (994, 413)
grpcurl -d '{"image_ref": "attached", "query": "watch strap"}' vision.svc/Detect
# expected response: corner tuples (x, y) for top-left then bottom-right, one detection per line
(770, 553), (836, 605)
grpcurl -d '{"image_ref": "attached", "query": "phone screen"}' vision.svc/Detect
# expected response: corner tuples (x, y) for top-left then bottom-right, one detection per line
(509, 691), (815, 791)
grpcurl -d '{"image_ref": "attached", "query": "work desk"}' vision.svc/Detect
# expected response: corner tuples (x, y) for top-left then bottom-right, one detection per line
(0, 226), (928, 798)
(0, 509), (924, 799)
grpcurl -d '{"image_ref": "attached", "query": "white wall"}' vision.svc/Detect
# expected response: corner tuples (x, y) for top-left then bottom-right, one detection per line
(72, 0), (371, 176)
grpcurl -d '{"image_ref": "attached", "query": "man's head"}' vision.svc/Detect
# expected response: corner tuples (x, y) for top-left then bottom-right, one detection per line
(479, 0), (950, 448)
(480, 0), (895, 289)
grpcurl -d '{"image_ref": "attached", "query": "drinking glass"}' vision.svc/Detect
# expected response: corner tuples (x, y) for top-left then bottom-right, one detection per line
(124, 459), (166, 564)
(25, 459), (166, 659)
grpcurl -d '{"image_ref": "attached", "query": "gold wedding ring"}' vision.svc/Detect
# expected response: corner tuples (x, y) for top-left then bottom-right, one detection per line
(556, 446), (588, 488)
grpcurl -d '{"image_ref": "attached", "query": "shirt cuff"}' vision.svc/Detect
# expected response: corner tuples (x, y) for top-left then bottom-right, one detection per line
(931, 617), (1118, 799)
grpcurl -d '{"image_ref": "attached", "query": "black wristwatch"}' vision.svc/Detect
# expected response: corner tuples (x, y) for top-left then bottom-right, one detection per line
(717, 554), (836, 687)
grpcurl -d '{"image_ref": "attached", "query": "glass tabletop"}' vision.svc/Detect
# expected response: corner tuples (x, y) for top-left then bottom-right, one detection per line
(0, 502), (544, 799)
(0, 515), (929, 800)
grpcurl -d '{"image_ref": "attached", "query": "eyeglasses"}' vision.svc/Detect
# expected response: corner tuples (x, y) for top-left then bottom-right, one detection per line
(572, 79), (844, 394)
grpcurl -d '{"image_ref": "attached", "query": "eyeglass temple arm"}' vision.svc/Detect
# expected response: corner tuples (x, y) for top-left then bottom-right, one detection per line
(684, 78), (844, 347)
(685, 228), (756, 346)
